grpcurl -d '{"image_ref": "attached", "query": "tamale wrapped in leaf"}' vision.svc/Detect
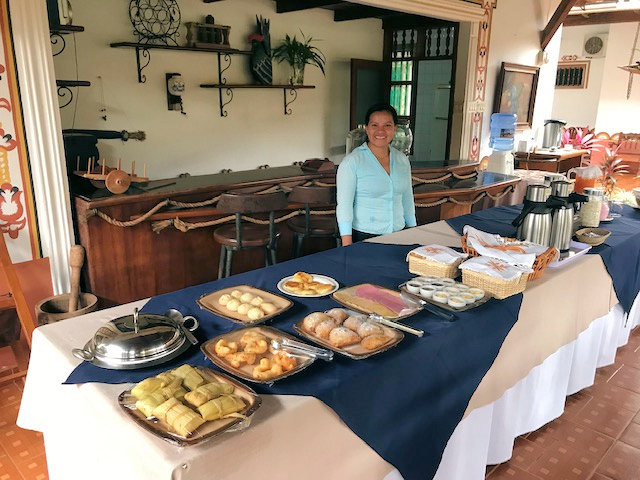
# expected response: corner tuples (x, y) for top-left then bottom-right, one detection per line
(151, 396), (180, 422)
(184, 382), (235, 407)
(198, 394), (246, 421)
(172, 364), (205, 391)
(135, 382), (187, 418)
(172, 409), (205, 437)
(131, 377), (163, 400)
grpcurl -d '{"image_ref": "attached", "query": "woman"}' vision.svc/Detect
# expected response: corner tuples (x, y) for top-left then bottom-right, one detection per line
(336, 103), (416, 246)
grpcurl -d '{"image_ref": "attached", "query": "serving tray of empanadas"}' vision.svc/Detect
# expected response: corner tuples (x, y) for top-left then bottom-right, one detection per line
(202, 326), (316, 384)
(118, 365), (261, 446)
(197, 285), (293, 325)
(293, 308), (403, 360)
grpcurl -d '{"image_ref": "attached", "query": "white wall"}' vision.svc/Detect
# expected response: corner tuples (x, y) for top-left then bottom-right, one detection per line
(54, 0), (382, 179)
(594, 22), (640, 134)
(481, 0), (562, 156)
(551, 25), (609, 128)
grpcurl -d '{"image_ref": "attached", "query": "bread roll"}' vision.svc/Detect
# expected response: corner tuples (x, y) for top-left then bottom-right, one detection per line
(325, 308), (349, 324)
(240, 292), (254, 303)
(247, 307), (265, 321)
(329, 326), (360, 348)
(218, 294), (232, 306)
(250, 296), (264, 306)
(237, 303), (252, 315)
(314, 319), (337, 339)
(226, 298), (241, 312)
(343, 315), (364, 332)
(361, 334), (391, 350)
(260, 302), (277, 314)
(302, 312), (332, 332)
(357, 321), (383, 338)
(230, 289), (243, 299)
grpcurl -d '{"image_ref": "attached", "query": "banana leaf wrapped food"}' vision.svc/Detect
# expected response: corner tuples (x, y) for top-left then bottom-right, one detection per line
(172, 364), (205, 391)
(135, 379), (187, 418)
(198, 394), (246, 421)
(184, 382), (235, 408)
(152, 397), (205, 437)
(131, 372), (178, 400)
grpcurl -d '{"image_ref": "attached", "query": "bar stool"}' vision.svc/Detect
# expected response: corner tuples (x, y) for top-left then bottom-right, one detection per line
(286, 185), (340, 258)
(214, 191), (288, 278)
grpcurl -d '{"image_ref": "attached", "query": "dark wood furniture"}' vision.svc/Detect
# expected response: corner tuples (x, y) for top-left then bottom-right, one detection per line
(74, 161), (521, 305)
(514, 149), (587, 174)
(286, 185), (339, 258)
(214, 191), (288, 278)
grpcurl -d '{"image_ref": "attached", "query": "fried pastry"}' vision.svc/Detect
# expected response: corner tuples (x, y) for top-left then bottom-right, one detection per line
(213, 339), (238, 356)
(325, 308), (349, 324)
(313, 282), (334, 294)
(252, 357), (284, 380)
(329, 326), (360, 348)
(343, 315), (365, 332)
(225, 351), (257, 368)
(357, 321), (384, 338)
(361, 334), (391, 350)
(293, 271), (314, 283)
(283, 280), (303, 293)
(302, 312), (332, 332)
(272, 350), (298, 371)
(314, 319), (337, 339)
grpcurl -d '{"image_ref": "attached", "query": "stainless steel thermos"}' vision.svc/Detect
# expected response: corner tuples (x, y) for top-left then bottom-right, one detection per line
(549, 181), (575, 252)
(513, 185), (552, 246)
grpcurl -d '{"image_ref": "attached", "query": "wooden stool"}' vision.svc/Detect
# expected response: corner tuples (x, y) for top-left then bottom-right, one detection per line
(286, 185), (339, 258)
(213, 191), (288, 278)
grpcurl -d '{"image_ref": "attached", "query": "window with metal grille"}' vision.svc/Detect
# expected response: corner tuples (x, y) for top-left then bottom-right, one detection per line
(555, 61), (590, 89)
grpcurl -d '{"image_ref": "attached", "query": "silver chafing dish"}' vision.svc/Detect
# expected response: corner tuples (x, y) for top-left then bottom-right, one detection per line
(72, 308), (199, 370)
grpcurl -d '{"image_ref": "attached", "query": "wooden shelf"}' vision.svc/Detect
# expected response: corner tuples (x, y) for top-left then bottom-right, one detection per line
(51, 25), (85, 34)
(200, 84), (315, 89)
(619, 65), (640, 75)
(56, 80), (91, 87)
(110, 41), (250, 55)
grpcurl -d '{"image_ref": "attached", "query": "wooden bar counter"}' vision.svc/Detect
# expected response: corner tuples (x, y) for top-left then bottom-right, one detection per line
(74, 162), (519, 305)
(514, 149), (587, 174)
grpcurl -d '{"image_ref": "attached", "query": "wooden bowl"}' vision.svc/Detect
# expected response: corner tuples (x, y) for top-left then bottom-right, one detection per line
(575, 227), (611, 246)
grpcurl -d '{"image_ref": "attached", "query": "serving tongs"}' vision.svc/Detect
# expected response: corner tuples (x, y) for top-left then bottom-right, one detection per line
(368, 313), (424, 337)
(400, 291), (456, 322)
(271, 337), (334, 361)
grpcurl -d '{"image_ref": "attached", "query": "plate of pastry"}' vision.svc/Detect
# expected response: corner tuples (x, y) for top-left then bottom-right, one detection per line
(277, 271), (339, 298)
(293, 308), (403, 360)
(118, 365), (261, 446)
(197, 285), (293, 325)
(201, 326), (316, 384)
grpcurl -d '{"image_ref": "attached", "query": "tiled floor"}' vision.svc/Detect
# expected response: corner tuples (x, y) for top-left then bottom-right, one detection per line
(486, 326), (640, 480)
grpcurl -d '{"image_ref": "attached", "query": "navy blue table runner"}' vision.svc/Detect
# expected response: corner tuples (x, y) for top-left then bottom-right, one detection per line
(65, 242), (522, 480)
(446, 204), (640, 312)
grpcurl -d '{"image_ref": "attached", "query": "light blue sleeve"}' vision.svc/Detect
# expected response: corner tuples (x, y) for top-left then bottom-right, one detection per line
(401, 157), (417, 228)
(336, 157), (357, 236)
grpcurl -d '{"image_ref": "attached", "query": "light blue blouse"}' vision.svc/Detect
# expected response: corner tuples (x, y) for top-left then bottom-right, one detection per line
(336, 143), (416, 236)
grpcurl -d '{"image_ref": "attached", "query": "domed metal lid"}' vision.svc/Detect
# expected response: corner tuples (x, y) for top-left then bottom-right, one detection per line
(73, 308), (199, 370)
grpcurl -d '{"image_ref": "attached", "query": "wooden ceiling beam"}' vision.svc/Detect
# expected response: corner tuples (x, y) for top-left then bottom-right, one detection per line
(541, 0), (579, 50)
(275, 0), (344, 13)
(565, 9), (640, 26)
(333, 4), (396, 21)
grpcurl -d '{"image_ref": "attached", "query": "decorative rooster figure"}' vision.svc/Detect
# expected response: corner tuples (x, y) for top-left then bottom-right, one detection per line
(248, 16), (272, 85)
(0, 123), (25, 238)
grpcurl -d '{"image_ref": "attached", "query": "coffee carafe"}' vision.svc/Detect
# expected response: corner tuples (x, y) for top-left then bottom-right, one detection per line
(512, 184), (552, 246)
(548, 181), (588, 252)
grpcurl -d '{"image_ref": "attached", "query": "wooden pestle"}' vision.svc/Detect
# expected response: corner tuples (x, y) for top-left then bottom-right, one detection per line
(68, 245), (85, 313)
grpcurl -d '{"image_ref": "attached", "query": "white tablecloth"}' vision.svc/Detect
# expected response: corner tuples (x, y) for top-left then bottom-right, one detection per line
(17, 221), (639, 480)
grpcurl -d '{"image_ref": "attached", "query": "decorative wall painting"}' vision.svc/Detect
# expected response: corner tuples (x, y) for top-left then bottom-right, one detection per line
(493, 62), (539, 129)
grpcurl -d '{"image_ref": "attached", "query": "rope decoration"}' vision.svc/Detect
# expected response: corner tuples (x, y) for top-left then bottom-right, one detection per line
(151, 208), (336, 234)
(414, 185), (514, 209)
(411, 171), (477, 185)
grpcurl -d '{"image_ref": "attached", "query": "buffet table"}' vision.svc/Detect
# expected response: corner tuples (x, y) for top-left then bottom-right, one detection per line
(17, 213), (640, 480)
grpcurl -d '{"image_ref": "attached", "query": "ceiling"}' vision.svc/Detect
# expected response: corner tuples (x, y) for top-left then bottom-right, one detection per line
(273, 0), (433, 23)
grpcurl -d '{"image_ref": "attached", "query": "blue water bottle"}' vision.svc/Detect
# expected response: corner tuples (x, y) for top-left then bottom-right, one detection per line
(489, 113), (517, 151)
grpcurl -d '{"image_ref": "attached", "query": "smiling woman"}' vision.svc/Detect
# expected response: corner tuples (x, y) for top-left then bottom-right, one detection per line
(336, 103), (417, 246)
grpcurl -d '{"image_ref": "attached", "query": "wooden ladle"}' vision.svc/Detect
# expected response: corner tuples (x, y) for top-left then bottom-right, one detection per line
(68, 245), (85, 313)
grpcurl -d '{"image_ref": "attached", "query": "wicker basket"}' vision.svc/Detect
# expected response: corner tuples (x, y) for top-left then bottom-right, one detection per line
(408, 253), (463, 278)
(461, 269), (528, 299)
(460, 234), (558, 281)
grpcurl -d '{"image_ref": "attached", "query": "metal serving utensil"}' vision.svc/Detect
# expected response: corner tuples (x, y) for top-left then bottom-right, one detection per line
(400, 291), (456, 322)
(368, 313), (424, 337)
(271, 337), (334, 361)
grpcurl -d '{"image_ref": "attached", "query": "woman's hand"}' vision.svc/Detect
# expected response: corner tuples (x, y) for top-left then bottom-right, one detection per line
(341, 235), (353, 247)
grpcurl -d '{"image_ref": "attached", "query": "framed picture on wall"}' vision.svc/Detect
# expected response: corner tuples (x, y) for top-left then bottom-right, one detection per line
(493, 62), (540, 129)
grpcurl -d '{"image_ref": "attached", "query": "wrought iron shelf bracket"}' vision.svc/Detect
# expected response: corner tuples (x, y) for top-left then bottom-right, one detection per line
(200, 84), (315, 117)
(110, 42), (250, 84)
(50, 25), (84, 57)
(55, 80), (91, 109)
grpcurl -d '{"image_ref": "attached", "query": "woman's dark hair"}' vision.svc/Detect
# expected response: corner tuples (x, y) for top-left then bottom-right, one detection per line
(365, 103), (398, 125)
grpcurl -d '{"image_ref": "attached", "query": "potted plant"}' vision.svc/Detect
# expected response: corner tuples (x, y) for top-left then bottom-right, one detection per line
(272, 31), (326, 85)
(599, 145), (629, 196)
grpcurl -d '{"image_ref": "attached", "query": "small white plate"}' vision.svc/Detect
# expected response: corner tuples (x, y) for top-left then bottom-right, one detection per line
(277, 274), (339, 298)
(600, 216), (614, 222)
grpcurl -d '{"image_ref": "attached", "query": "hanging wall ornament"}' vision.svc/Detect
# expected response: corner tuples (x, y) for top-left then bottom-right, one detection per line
(129, 0), (181, 46)
(248, 16), (272, 85)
